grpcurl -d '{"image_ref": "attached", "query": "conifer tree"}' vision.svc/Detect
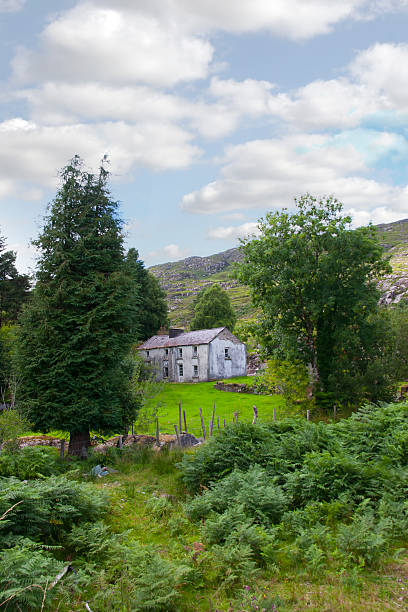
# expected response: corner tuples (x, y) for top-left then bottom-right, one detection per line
(125, 248), (168, 340)
(17, 156), (140, 455)
(0, 232), (30, 326)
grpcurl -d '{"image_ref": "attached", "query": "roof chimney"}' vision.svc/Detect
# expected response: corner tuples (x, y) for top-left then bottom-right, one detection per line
(169, 327), (184, 338)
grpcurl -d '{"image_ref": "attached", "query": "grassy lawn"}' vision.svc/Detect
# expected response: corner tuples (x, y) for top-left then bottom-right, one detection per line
(144, 376), (286, 437)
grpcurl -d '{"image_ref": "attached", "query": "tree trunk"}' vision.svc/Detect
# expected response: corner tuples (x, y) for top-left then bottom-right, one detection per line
(68, 430), (90, 457)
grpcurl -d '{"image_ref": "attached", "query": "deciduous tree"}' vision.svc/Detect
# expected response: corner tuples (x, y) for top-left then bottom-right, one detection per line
(237, 194), (392, 406)
(191, 284), (236, 331)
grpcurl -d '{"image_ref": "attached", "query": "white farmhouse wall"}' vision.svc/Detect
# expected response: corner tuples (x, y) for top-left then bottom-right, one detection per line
(208, 330), (246, 380)
(141, 344), (209, 382)
(139, 327), (246, 382)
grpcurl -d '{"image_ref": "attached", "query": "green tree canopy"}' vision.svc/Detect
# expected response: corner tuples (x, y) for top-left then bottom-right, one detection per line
(17, 156), (141, 454)
(236, 194), (392, 406)
(0, 234), (30, 326)
(191, 284), (237, 331)
(125, 248), (168, 340)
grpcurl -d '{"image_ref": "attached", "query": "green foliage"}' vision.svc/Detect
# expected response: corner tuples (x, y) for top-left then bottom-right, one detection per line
(0, 542), (64, 611)
(180, 422), (278, 493)
(253, 357), (314, 412)
(199, 543), (259, 591)
(336, 510), (389, 567)
(91, 541), (189, 611)
(185, 466), (288, 527)
(0, 408), (31, 448)
(16, 156), (141, 450)
(0, 475), (108, 546)
(131, 351), (164, 432)
(180, 401), (408, 582)
(125, 248), (168, 341)
(0, 232), (30, 327)
(0, 446), (62, 479)
(237, 194), (393, 406)
(191, 283), (237, 331)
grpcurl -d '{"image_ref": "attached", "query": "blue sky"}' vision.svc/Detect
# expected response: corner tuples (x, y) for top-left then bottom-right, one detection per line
(1, 0), (408, 273)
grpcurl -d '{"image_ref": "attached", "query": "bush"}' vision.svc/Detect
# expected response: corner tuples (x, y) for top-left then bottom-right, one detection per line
(185, 466), (288, 527)
(179, 423), (280, 493)
(92, 541), (189, 611)
(0, 476), (108, 546)
(336, 510), (389, 567)
(283, 450), (392, 506)
(0, 446), (63, 479)
(0, 408), (31, 448)
(0, 542), (64, 611)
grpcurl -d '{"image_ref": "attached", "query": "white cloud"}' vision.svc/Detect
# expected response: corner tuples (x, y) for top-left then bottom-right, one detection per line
(16, 82), (240, 140)
(97, 0), (408, 40)
(350, 43), (408, 110)
(148, 243), (189, 261)
(12, 2), (213, 87)
(181, 133), (408, 219)
(207, 222), (260, 240)
(0, 0), (25, 12)
(0, 117), (200, 199)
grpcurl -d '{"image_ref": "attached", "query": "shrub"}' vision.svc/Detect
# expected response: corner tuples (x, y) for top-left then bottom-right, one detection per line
(0, 542), (64, 611)
(92, 542), (189, 611)
(283, 450), (391, 506)
(336, 511), (389, 567)
(185, 466), (288, 527)
(179, 423), (279, 493)
(0, 446), (62, 479)
(0, 476), (108, 546)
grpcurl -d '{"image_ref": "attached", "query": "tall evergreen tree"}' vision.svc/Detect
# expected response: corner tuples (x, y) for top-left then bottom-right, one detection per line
(0, 233), (30, 326)
(17, 156), (140, 454)
(191, 284), (236, 331)
(125, 248), (168, 340)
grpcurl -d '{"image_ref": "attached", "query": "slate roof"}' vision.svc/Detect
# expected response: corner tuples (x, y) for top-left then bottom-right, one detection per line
(137, 327), (226, 350)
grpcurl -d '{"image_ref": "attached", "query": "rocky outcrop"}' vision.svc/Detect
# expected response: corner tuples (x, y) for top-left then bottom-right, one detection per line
(378, 273), (408, 305)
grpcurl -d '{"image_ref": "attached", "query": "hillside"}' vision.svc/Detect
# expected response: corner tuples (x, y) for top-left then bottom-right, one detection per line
(150, 218), (408, 328)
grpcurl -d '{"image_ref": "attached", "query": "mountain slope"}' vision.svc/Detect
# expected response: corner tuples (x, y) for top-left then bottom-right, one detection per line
(150, 219), (408, 328)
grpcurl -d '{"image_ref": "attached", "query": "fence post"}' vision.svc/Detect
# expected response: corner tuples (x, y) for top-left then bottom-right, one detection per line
(306, 410), (310, 422)
(234, 411), (238, 423)
(210, 404), (215, 436)
(333, 405), (337, 421)
(223, 418), (226, 428)
(199, 407), (206, 440)
(217, 415), (220, 430)
(155, 417), (160, 446)
(118, 435), (123, 449)
(178, 400), (182, 434)
(252, 405), (258, 424)
(59, 439), (65, 458)
(174, 424), (180, 446)
(183, 410), (188, 433)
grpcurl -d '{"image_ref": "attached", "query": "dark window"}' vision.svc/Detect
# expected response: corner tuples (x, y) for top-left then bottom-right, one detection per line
(165, 348), (169, 355)
(163, 366), (169, 378)
(146, 350), (149, 357)
(193, 365), (198, 377)
(178, 348), (183, 358)
(179, 363), (184, 377)
(225, 347), (230, 359)
(193, 346), (198, 356)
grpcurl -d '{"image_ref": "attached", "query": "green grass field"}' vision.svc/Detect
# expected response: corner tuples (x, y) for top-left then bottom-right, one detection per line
(144, 376), (285, 437)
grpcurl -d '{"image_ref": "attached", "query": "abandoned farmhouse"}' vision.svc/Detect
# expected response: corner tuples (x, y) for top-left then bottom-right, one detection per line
(137, 327), (247, 383)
